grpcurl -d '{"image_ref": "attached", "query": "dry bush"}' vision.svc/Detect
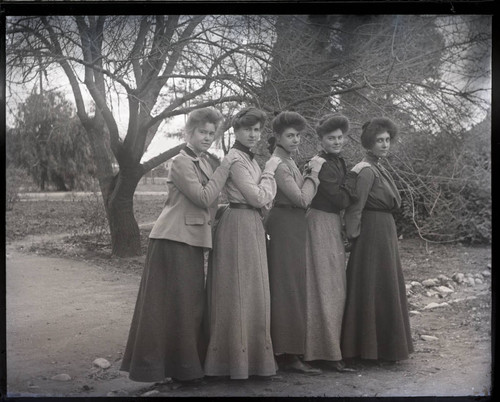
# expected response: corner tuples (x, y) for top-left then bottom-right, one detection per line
(74, 188), (109, 245)
(389, 116), (491, 244)
(6, 167), (29, 211)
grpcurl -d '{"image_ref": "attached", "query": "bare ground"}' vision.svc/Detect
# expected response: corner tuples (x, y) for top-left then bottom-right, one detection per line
(4, 199), (493, 398)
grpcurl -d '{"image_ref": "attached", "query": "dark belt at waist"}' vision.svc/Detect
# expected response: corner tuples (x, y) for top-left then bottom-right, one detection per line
(364, 207), (394, 214)
(273, 203), (306, 210)
(229, 203), (260, 211)
(309, 206), (340, 215)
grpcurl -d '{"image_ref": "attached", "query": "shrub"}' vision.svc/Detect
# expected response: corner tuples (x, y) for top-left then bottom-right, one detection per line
(391, 114), (491, 245)
(74, 188), (109, 245)
(6, 167), (28, 211)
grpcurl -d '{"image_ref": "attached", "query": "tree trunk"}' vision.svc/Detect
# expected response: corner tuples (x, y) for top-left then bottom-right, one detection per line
(104, 168), (142, 257)
(84, 122), (183, 258)
(53, 174), (68, 191)
(40, 167), (48, 190)
(108, 197), (141, 257)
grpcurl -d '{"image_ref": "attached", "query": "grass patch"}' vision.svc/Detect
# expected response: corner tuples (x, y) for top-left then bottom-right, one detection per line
(6, 197), (165, 242)
(7, 195), (491, 281)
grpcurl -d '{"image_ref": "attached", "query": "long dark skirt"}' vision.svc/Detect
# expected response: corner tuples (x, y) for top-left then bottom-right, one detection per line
(266, 207), (307, 355)
(120, 239), (206, 382)
(341, 210), (414, 361)
(204, 208), (276, 379)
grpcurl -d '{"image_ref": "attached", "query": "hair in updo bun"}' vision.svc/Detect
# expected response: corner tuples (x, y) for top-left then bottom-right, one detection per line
(232, 107), (267, 130)
(360, 117), (398, 149)
(315, 114), (349, 138)
(185, 108), (222, 138)
(271, 111), (307, 135)
(267, 111), (307, 153)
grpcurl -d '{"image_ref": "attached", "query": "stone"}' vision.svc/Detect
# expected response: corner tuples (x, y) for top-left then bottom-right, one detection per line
(437, 274), (452, 283)
(410, 310), (421, 316)
(436, 286), (454, 294)
(423, 302), (441, 310)
(487, 263), (492, 269)
(51, 374), (72, 381)
(423, 302), (449, 310)
(421, 335), (439, 341)
(93, 358), (111, 369)
(465, 273), (474, 278)
(425, 290), (438, 298)
(466, 277), (476, 286)
(142, 390), (160, 396)
(452, 273), (465, 283)
(475, 278), (483, 285)
(482, 270), (491, 278)
(410, 281), (423, 288)
(422, 279), (439, 287)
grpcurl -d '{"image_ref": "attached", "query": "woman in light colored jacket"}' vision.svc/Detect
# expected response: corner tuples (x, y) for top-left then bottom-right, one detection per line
(120, 108), (237, 383)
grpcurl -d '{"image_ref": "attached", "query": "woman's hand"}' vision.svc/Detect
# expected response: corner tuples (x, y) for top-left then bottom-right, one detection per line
(220, 149), (239, 169)
(309, 155), (327, 173)
(264, 155), (282, 173)
(344, 237), (357, 252)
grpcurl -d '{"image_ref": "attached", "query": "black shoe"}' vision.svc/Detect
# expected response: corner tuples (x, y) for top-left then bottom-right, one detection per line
(282, 359), (322, 375)
(324, 360), (358, 372)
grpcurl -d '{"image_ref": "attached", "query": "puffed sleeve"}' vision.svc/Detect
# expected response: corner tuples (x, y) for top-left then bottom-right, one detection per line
(344, 167), (375, 239)
(275, 163), (319, 208)
(317, 162), (353, 210)
(230, 160), (277, 208)
(170, 155), (231, 208)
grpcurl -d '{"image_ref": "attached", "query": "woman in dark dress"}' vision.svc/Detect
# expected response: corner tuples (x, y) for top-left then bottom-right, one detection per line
(266, 111), (325, 375)
(302, 114), (357, 372)
(120, 108), (237, 383)
(341, 117), (414, 363)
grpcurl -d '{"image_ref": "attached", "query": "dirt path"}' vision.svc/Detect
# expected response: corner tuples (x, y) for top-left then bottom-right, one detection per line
(5, 240), (492, 398)
(6, 244), (146, 397)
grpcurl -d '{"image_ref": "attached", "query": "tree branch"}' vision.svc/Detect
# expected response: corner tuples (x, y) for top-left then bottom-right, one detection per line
(75, 16), (122, 160)
(140, 143), (185, 174)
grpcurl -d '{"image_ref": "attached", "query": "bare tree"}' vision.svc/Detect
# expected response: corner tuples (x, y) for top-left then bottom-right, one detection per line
(255, 15), (490, 156)
(256, 15), (490, 242)
(6, 15), (491, 253)
(6, 15), (273, 256)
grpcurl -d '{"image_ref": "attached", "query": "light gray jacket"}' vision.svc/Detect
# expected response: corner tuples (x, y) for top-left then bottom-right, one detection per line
(149, 147), (230, 248)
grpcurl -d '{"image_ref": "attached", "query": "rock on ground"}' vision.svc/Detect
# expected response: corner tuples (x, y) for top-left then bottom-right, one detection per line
(142, 390), (160, 396)
(93, 358), (111, 369)
(421, 335), (439, 341)
(423, 302), (449, 310)
(51, 374), (72, 382)
(436, 286), (454, 294)
(422, 279), (439, 287)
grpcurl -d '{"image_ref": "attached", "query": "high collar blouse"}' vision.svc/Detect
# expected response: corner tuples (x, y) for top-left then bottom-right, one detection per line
(272, 145), (320, 209)
(223, 147), (277, 209)
(344, 153), (402, 239)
